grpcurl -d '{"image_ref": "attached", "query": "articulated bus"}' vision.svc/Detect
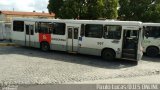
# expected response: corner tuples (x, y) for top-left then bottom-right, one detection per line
(12, 18), (143, 62)
(143, 23), (160, 57)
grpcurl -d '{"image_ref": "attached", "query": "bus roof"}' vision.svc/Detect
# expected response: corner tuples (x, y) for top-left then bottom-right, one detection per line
(143, 23), (160, 26)
(12, 18), (142, 26)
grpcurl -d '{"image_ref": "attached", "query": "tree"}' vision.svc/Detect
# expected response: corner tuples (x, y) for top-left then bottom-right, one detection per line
(47, 0), (118, 19)
(60, 0), (88, 19)
(83, 0), (103, 19)
(48, 0), (87, 19)
(118, 0), (160, 22)
(143, 1), (160, 22)
(47, 0), (64, 18)
(106, 0), (118, 19)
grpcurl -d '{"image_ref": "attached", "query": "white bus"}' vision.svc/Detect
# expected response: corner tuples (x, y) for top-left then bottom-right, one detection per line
(143, 23), (160, 57)
(12, 18), (143, 62)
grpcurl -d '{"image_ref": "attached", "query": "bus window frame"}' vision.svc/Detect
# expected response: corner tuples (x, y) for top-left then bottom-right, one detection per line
(13, 21), (24, 32)
(144, 26), (160, 38)
(52, 22), (66, 35)
(103, 25), (122, 40)
(84, 24), (103, 38)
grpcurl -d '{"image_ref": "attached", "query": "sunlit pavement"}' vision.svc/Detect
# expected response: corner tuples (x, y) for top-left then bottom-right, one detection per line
(0, 46), (160, 85)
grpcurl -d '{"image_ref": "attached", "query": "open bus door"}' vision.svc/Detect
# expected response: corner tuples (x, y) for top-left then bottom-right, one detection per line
(67, 25), (80, 53)
(122, 27), (140, 60)
(25, 22), (35, 47)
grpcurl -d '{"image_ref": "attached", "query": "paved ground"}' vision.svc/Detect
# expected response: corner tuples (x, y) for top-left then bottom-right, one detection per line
(0, 46), (160, 85)
(75, 75), (160, 84)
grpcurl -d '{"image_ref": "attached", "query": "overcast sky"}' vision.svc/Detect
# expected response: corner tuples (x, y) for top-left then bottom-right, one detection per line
(0, 0), (49, 12)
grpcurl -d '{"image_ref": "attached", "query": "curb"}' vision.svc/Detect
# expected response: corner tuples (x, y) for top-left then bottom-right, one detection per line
(0, 43), (17, 46)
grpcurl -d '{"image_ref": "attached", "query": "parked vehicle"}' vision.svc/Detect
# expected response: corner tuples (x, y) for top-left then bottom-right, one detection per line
(143, 23), (160, 57)
(12, 18), (143, 62)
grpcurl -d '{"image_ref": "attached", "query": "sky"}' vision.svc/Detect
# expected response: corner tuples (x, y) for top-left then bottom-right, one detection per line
(0, 0), (49, 12)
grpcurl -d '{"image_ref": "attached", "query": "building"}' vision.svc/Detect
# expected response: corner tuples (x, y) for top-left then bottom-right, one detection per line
(0, 11), (55, 40)
(0, 10), (55, 23)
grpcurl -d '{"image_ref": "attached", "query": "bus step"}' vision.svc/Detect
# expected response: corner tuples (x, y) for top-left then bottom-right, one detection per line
(122, 53), (136, 59)
(122, 49), (135, 54)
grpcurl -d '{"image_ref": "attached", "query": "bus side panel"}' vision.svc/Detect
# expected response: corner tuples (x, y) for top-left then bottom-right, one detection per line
(102, 39), (122, 58)
(50, 34), (67, 51)
(33, 32), (40, 48)
(78, 37), (103, 56)
(143, 37), (160, 53)
(39, 33), (51, 44)
(78, 37), (122, 57)
(12, 31), (26, 46)
(11, 21), (25, 46)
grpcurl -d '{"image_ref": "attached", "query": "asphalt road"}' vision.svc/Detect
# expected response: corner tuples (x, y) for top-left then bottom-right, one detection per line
(0, 46), (160, 85)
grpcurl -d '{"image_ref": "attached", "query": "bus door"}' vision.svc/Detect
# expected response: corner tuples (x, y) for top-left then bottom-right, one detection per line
(122, 27), (140, 60)
(67, 26), (79, 52)
(25, 22), (35, 47)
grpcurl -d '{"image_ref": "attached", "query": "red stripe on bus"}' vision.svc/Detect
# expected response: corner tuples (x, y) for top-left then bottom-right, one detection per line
(39, 33), (51, 44)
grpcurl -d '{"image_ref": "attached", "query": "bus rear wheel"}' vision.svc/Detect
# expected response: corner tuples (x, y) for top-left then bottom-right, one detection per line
(40, 42), (50, 51)
(146, 46), (159, 57)
(102, 49), (115, 61)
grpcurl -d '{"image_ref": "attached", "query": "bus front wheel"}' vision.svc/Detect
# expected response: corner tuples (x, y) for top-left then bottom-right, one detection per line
(102, 49), (115, 61)
(146, 46), (159, 57)
(40, 42), (50, 51)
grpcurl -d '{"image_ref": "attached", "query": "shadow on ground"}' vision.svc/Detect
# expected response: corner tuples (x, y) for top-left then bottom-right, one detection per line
(142, 53), (160, 62)
(0, 46), (139, 69)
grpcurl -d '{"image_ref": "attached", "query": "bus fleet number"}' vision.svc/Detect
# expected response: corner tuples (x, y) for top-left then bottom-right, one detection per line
(97, 42), (104, 45)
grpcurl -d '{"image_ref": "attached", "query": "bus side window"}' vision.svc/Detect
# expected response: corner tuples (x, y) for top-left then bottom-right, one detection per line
(145, 26), (160, 38)
(26, 25), (29, 35)
(38, 22), (41, 33)
(48, 23), (54, 34)
(81, 24), (85, 36)
(154, 27), (160, 38)
(143, 26), (146, 39)
(39, 22), (51, 34)
(50, 23), (55, 34)
(103, 25), (108, 38)
(30, 25), (34, 35)
(85, 24), (103, 38)
(52, 23), (65, 35)
(35, 22), (39, 33)
(103, 25), (122, 39)
(13, 21), (24, 32)
(144, 27), (149, 38)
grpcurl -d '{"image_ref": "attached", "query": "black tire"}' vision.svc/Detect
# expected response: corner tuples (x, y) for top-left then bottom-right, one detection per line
(146, 47), (159, 57)
(102, 49), (115, 61)
(40, 42), (50, 51)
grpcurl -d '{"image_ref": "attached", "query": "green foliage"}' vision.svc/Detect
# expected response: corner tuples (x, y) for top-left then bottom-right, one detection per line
(48, 0), (160, 22)
(47, 0), (64, 18)
(47, 0), (118, 19)
(143, 1), (160, 22)
(119, 0), (160, 22)
(104, 0), (118, 19)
